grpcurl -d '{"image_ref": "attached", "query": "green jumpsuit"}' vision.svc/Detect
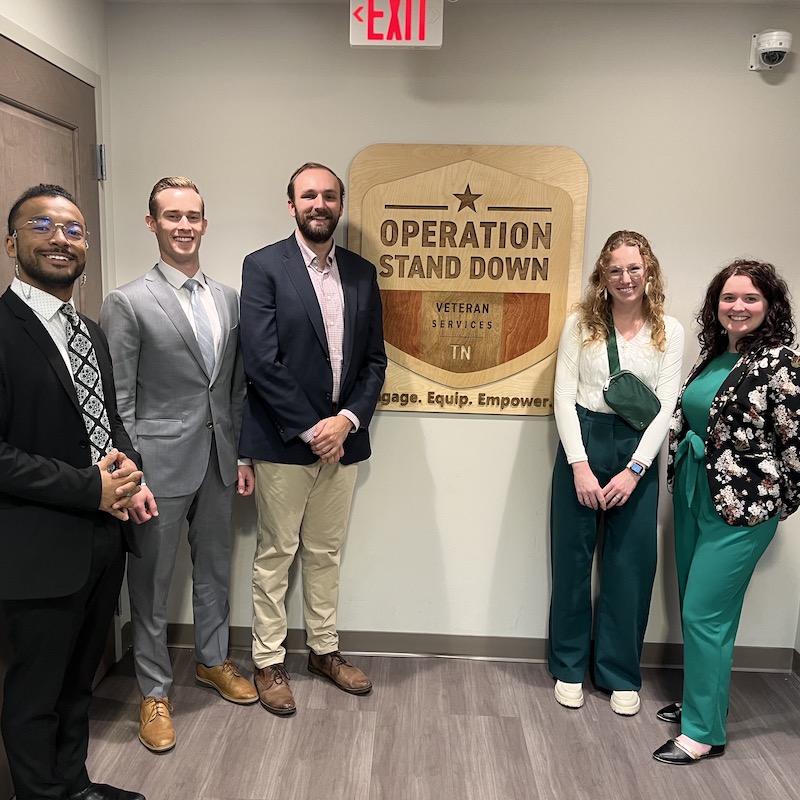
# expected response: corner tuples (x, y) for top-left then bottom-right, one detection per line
(674, 352), (779, 745)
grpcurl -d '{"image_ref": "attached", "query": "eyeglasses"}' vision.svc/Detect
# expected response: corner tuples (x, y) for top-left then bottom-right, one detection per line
(14, 216), (88, 243)
(605, 265), (644, 281)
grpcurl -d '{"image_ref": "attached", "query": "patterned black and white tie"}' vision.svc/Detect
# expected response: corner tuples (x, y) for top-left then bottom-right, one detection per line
(183, 278), (216, 374)
(59, 303), (113, 463)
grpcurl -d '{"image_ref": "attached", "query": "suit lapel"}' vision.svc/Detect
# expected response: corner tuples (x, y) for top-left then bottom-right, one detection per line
(145, 265), (210, 378)
(339, 250), (358, 384)
(707, 352), (751, 430)
(2, 289), (82, 416)
(282, 237), (328, 354)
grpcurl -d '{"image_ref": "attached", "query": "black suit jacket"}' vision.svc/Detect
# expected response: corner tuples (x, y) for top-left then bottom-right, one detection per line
(0, 288), (140, 600)
(239, 235), (386, 466)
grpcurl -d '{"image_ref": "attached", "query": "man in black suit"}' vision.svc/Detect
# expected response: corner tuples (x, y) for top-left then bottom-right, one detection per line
(0, 185), (145, 800)
(239, 162), (386, 715)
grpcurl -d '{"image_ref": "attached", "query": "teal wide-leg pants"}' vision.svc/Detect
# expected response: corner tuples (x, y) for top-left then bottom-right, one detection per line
(549, 406), (659, 691)
(673, 430), (778, 745)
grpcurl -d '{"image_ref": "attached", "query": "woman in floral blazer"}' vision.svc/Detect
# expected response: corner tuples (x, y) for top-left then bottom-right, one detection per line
(653, 259), (800, 766)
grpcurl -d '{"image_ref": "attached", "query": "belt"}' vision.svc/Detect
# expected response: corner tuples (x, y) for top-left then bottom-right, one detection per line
(675, 429), (706, 507)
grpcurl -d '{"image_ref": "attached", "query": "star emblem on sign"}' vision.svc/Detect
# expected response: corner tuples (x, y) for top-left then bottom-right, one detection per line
(453, 184), (483, 212)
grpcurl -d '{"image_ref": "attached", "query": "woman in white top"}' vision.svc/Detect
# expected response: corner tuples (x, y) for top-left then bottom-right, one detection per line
(549, 230), (684, 715)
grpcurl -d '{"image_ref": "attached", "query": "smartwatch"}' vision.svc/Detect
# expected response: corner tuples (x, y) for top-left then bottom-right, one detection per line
(627, 460), (646, 477)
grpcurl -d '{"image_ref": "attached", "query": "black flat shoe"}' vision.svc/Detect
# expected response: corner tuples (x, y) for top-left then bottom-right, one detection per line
(652, 738), (725, 765)
(656, 701), (681, 724)
(656, 701), (728, 724)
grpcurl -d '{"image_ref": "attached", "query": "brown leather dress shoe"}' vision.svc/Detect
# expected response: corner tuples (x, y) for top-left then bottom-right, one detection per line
(254, 664), (296, 715)
(138, 696), (175, 753)
(308, 650), (372, 694)
(196, 659), (258, 704)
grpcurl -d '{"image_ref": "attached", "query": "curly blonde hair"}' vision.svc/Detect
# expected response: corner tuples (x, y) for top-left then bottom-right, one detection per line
(577, 230), (668, 351)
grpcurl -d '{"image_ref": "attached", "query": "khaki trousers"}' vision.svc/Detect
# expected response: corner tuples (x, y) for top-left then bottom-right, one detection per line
(252, 459), (358, 667)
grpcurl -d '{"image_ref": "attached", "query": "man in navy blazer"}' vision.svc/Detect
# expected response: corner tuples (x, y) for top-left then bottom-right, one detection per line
(239, 162), (386, 715)
(0, 185), (144, 800)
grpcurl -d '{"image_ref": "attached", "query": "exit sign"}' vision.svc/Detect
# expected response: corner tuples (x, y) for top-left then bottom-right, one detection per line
(350, 0), (443, 49)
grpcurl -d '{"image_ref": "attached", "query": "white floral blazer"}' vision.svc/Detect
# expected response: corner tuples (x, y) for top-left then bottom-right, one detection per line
(667, 345), (800, 526)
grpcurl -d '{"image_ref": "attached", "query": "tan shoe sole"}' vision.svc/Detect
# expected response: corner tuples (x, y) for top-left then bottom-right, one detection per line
(138, 732), (176, 753)
(195, 675), (259, 705)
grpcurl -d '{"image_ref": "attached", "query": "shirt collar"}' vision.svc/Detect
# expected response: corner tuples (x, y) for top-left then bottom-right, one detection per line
(11, 277), (74, 321)
(295, 230), (336, 272)
(157, 259), (207, 290)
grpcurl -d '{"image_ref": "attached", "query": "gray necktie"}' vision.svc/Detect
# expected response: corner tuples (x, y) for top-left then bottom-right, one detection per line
(184, 278), (216, 374)
(59, 303), (113, 464)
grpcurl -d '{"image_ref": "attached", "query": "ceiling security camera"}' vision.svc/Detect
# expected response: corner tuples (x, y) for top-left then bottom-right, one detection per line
(749, 29), (792, 71)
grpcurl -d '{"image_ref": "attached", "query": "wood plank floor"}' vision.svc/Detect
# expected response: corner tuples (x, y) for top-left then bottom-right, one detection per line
(86, 649), (800, 800)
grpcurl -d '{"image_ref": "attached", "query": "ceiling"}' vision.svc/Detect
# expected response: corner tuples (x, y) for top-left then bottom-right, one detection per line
(105, 0), (800, 6)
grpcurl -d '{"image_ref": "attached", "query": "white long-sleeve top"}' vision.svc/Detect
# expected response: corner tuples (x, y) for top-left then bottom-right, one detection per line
(553, 312), (685, 467)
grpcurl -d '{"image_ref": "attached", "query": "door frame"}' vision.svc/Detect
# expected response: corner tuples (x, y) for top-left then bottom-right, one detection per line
(0, 32), (103, 315)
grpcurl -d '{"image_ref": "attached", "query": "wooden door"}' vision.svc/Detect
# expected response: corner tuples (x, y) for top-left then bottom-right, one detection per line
(0, 33), (102, 799)
(0, 33), (102, 314)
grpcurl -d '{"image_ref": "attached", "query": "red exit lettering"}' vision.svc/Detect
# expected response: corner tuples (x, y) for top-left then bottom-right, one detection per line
(353, 0), (428, 42)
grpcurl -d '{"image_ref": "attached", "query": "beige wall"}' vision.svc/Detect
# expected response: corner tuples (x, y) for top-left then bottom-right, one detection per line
(3, 1), (800, 654)
(0, 0), (107, 78)
(104, 1), (800, 652)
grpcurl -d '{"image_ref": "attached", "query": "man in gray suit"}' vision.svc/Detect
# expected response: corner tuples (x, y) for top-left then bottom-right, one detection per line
(99, 177), (257, 754)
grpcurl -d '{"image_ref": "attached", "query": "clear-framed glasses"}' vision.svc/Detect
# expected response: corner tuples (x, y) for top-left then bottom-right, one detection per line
(14, 216), (88, 243)
(605, 265), (644, 282)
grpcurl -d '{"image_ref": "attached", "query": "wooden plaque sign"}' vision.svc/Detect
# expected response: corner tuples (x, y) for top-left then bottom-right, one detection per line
(348, 144), (588, 415)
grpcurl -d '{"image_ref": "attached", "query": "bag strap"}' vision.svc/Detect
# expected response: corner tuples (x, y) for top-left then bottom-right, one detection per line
(606, 317), (621, 374)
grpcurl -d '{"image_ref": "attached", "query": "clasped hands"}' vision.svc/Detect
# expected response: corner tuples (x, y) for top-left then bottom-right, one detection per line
(101, 459), (255, 526)
(310, 415), (353, 464)
(97, 449), (143, 521)
(571, 461), (641, 511)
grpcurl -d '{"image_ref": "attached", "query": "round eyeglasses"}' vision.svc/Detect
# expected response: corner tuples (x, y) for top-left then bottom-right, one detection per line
(15, 216), (88, 243)
(605, 265), (643, 281)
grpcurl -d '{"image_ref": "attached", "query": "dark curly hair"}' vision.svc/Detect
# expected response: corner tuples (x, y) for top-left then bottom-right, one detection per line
(697, 259), (795, 357)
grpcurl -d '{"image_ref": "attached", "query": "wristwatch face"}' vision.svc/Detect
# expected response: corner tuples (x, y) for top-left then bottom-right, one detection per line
(629, 462), (645, 476)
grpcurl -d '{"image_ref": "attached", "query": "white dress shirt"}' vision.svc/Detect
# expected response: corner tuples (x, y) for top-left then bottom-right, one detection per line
(156, 260), (222, 360)
(11, 277), (75, 380)
(294, 232), (360, 438)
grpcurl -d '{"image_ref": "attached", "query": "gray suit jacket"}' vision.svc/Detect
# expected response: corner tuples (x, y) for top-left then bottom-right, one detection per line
(99, 265), (245, 498)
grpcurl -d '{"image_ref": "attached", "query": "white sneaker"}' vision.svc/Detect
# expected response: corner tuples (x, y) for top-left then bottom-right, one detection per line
(554, 680), (584, 708)
(610, 690), (641, 716)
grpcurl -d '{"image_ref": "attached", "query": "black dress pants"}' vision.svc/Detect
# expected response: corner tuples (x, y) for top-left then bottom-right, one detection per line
(1, 518), (125, 800)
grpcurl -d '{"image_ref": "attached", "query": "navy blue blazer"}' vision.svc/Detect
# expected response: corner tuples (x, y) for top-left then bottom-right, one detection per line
(239, 234), (386, 466)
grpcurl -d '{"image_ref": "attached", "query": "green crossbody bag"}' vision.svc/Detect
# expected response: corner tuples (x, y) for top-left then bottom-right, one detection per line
(603, 323), (661, 431)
